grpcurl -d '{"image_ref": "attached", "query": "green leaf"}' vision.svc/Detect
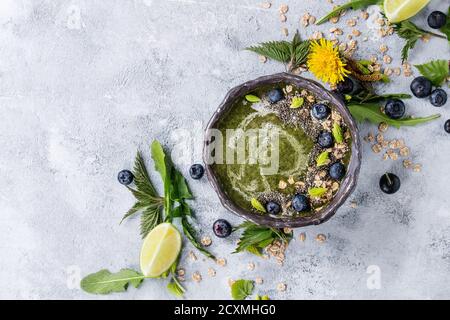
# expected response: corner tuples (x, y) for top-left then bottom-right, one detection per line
(332, 123), (344, 144)
(251, 198), (266, 213)
(415, 60), (449, 86)
(80, 269), (145, 295)
(246, 41), (291, 63)
(391, 20), (428, 62)
(167, 280), (185, 297)
(170, 170), (193, 201)
(348, 103), (441, 129)
(140, 206), (163, 238)
(308, 187), (327, 198)
(234, 222), (292, 255)
(440, 6), (450, 44)
(181, 216), (216, 260)
(292, 39), (310, 68)
(245, 245), (263, 256)
(316, 0), (382, 25)
(349, 92), (412, 104)
(245, 94), (261, 103)
(316, 151), (330, 166)
(290, 97), (304, 109)
(133, 151), (158, 196)
(121, 152), (164, 236)
(151, 140), (169, 184)
(231, 280), (254, 300)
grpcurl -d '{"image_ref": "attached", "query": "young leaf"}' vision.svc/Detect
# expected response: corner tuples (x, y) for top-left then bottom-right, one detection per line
(246, 41), (291, 63)
(151, 140), (172, 217)
(316, 0), (382, 25)
(181, 216), (216, 260)
(231, 280), (254, 300)
(391, 20), (446, 62)
(349, 92), (412, 104)
(170, 170), (193, 201)
(234, 222), (292, 255)
(290, 97), (304, 109)
(316, 151), (330, 166)
(121, 152), (164, 237)
(348, 103), (441, 129)
(80, 269), (145, 295)
(292, 40), (310, 68)
(332, 123), (344, 144)
(308, 187), (327, 198)
(140, 206), (163, 238)
(167, 279), (185, 297)
(415, 60), (449, 86)
(251, 198), (266, 213)
(245, 94), (261, 103)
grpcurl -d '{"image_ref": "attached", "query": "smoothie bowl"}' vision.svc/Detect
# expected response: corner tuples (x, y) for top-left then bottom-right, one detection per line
(203, 73), (361, 228)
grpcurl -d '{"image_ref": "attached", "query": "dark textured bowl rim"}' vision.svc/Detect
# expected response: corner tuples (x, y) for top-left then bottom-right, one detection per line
(203, 73), (362, 228)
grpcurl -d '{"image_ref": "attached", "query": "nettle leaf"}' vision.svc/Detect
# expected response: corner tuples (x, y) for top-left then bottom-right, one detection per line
(245, 94), (261, 103)
(332, 123), (344, 143)
(231, 280), (254, 300)
(316, 151), (330, 166)
(246, 41), (291, 63)
(80, 269), (145, 295)
(308, 187), (327, 198)
(290, 97), (304, 109)
(415, 60), (449, 86)
(292, 39), (310, 68)
(251, 198), (266, 213)
(348, 104), (441, 129)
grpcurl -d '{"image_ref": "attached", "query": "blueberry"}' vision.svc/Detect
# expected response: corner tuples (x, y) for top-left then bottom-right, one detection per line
(430, 89), (447, 107)
(317, 131), (334, 148)
(329, 162), (346, 180)
(410, 76), (432, 98)
(189, 164), (204, 180)
(384, 99), (406, 119)
(213, 219), (232, 238)
(336, 77), (354, 94)
(428, 11), (447, 29)
(266, 201), (281, 215)
(445, 119), (450, 134)
(379, 173), (401, 194)
(118, 170), (134, 185)
(267, 88), (284, 103)
(311, 103), (331, 120)
(292, 194), (310, 212)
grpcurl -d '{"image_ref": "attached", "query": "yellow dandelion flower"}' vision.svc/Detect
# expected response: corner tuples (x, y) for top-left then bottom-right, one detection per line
(307, 39), (350, 85)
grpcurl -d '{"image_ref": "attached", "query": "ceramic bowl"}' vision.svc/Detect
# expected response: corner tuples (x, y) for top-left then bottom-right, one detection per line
(203, 73), (361, 228)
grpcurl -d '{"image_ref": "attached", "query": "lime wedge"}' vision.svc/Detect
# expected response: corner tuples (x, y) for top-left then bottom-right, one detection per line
(384, 0), (431, 23)
(140, 223), (181, 277)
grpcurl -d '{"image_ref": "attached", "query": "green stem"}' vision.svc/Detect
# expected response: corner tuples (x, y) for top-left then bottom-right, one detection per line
(427, 31), (447, 39)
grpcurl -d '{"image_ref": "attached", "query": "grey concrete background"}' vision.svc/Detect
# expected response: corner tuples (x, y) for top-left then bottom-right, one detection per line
(0, 0), (449, 300)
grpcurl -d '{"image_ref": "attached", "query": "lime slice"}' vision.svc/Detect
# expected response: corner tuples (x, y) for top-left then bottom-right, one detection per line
(384, 0), (431, 23)
(140, 223), (181, 277)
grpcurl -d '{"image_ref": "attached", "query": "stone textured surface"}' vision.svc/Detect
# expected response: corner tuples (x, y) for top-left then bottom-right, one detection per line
(0, 0), (449, 300)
